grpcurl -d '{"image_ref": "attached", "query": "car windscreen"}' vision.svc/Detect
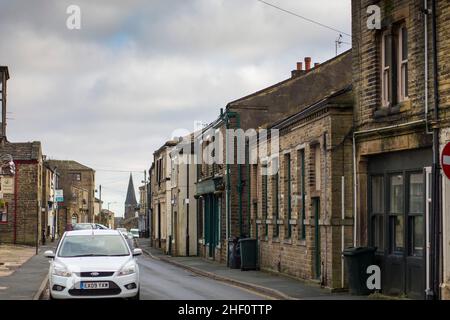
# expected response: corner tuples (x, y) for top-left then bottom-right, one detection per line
(58, 235), (130, 257)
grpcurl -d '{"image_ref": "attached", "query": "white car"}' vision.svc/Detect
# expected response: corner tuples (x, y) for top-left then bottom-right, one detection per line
(130, 229), (139, 238)
(44, 229), (141, 299)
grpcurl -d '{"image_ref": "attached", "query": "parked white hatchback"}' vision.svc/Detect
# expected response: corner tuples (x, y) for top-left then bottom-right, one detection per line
(44, 229), (141, 299)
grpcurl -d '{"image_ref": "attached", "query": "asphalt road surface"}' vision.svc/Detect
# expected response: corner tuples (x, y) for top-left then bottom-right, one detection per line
(137, 254), (266, 300)
(42, 254), (266, 300)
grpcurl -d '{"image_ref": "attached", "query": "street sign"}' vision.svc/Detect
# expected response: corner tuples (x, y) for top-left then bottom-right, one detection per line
(55, 189), (64, 202)
(442, 142), (450, 179)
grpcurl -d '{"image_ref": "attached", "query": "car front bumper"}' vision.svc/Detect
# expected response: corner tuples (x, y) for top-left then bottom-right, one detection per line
(49, 273), (139, 299)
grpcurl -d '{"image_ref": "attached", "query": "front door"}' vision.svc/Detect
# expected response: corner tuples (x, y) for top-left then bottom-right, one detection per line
(313, 198), (321, 279)
(369, 170), (426, 298)
(205, 194), (219, 258)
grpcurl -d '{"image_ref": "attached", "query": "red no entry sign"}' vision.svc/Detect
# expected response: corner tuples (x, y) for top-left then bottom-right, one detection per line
(442, 142), (450, 179)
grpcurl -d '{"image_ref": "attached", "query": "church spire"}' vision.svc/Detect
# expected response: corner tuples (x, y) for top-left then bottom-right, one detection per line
(125, 173), (137, 206)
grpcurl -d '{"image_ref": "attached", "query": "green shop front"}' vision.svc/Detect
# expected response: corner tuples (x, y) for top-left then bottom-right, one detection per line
(195, 177), (224, 261)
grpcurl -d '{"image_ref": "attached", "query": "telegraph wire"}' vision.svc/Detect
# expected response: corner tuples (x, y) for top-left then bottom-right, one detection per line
(255, 0), (352, 38)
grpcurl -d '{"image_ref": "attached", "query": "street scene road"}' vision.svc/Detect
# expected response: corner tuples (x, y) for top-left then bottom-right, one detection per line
(137, 255), (265, 300)
(1, 1), (450, 302)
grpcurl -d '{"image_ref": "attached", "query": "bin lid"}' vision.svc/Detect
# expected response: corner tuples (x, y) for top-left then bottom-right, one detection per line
(342, 246), (376, 256)
(238, 238), (256, 242)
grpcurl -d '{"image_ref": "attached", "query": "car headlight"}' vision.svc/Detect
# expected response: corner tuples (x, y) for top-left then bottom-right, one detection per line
(118, 261), (136, 276)
(53, 263), (72, 277)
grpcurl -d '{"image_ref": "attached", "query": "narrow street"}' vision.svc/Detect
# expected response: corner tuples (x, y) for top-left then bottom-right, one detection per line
(39, 253), (266, 300)
(136, 255), (266, 300)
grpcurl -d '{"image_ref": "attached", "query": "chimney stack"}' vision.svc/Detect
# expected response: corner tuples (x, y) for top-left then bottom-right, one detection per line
(296, 62), (303, 71)
(314, 62), (320, 68)
(305, 57), (311, 71)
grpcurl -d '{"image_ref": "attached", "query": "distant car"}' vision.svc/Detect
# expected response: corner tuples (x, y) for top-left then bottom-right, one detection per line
(129, 229), (139, 238)
(44, 229), (141, 299)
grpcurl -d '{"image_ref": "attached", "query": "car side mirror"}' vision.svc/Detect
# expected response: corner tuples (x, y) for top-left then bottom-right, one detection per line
(132, 248), (143, 256)
(44, 250), (55, 259)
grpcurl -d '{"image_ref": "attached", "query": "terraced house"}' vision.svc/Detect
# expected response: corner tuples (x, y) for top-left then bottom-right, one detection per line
(249, 52), (353, 289)
(195, 52), (352, 265)
(352, 0), (450, 299)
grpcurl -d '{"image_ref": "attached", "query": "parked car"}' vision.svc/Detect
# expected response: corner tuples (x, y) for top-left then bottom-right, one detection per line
(44, 229), (141, 299)
(129, 229), (139, 238)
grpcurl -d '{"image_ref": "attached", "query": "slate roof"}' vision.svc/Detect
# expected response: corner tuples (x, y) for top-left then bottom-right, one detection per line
(0, 141), (41, 161)
(45, 160), (94, 171)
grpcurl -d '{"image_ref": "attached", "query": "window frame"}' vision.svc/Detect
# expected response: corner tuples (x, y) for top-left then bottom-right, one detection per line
(0, 202), (8, 223)
(381, 30), (391, 108)
(397, 24), (408, 102)
(297, 149), (306, 240)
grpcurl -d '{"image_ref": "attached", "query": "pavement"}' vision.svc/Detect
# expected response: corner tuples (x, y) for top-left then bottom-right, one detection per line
(0, 245), (35, 277)
(136, 239), (367, 300)
(0, 243), (56, 300)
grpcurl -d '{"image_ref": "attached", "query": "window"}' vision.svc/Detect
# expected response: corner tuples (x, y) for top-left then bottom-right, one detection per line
(0, 203), (7, 223)
(71, 173), (81, 181)
(381, 31), (391, 107)
(284, 153), (292, 238)
(408, 173), (424, 257)
(398, 25), (408, 101)
(272, 163), (280, 238)
(262, 165), (268, 237)
(370, 176), (384, 251)
(71, 214), (78, 225)
(389, 174), (404, 253)
(297, 149), (306, 240)
(380, 24), (408, 107)
(312, 145), (321, 191)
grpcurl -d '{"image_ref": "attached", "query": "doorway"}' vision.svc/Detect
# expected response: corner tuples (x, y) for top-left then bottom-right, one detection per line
(368, 148), (431, 298)
(313, 198), (321, 279)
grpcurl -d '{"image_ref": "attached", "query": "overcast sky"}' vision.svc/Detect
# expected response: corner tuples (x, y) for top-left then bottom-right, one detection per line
(0, 0), (351, 217)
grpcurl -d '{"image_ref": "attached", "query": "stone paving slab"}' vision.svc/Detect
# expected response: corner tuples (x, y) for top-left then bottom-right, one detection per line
(0, 245), (35, 277)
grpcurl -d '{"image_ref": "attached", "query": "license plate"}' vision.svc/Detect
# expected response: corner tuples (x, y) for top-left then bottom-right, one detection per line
(81, 282), (109, 289)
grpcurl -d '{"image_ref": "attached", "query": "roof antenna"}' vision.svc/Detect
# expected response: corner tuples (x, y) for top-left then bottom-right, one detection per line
(335, 34), (343, 56)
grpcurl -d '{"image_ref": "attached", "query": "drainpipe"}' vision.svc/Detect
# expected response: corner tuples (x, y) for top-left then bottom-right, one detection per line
(186, 160), (190, 256)
(430, 0), (441, 300)
(247, 142), (251, 237)
(13, 162), (19, 244)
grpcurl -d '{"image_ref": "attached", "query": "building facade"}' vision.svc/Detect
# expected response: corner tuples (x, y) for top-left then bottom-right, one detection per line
(352, 0), (450, 299)
(152, 140), (177, 253)
(0, 66), (45, 246)
(45, 160), (95, 234)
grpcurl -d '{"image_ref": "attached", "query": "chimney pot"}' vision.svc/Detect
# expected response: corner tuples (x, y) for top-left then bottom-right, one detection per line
(305, 57), (311, 71)
(314, 62), (320, 68)
(296, 62), (303, 71)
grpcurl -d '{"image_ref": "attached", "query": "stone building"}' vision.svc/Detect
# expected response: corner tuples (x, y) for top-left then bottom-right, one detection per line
(195, 52), (352, 264)
(248, 57), (353, 289)
(45, 160), (95, 234)
(168, 134), (198, 256)
(152, 140), (177, 253)
(352, 0), (450, 299)
(0, 66), (44, 246)
(99, 209), (115, 229)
